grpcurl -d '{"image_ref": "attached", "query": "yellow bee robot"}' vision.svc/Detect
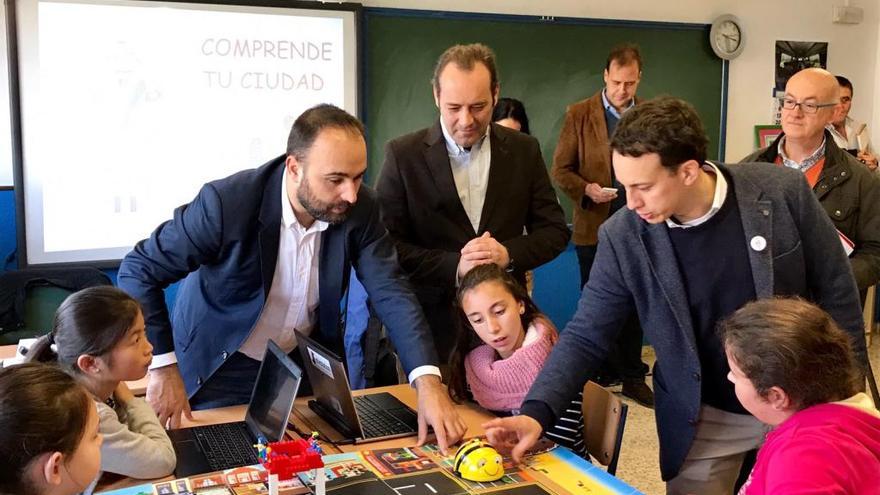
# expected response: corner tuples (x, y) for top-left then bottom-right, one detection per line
(453, 438), (504, 482)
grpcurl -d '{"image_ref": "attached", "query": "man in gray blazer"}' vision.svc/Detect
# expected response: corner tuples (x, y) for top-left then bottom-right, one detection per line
(484, 97), (866, 494)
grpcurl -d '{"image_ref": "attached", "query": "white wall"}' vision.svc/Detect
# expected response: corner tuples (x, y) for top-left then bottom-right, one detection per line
(362, 0), (880, 161)
(875, 16), (880, 150)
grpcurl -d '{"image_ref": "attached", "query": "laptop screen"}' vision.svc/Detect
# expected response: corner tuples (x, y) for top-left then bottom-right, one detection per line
(244, 340), (302, 442)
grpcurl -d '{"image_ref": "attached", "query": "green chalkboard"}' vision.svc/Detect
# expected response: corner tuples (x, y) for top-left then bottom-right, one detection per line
(363, 10), (725, 219)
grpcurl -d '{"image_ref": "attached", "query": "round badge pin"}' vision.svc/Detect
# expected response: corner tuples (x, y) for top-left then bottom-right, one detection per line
(750, 236), (767, 252)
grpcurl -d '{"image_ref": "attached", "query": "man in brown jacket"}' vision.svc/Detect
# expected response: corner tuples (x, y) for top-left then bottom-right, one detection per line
(551, 43), (653, 407)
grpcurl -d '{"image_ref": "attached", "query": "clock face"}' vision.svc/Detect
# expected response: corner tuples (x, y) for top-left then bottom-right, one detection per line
(715, 20), (741, 53)
(710, 15), (744, 59)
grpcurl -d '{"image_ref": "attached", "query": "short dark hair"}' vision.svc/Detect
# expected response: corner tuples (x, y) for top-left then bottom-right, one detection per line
(606, 43), (643, 71)
(286, 104), (365, 161)
(26, 286), (141, 375)
(720, 298), (862, 411)
(432, 43), (499, 94)
(0, 363), (92, 495)
(835, 75), (854, 94)
(610, 96), (708, 170)
(492, 97), (531, 135)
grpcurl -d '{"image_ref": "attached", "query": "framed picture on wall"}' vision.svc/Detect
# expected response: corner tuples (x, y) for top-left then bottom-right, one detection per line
(754, 125), (783, 149)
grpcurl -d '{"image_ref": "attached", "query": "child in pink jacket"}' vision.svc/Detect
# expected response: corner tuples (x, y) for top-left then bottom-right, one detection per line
(721, 298), (880, 494)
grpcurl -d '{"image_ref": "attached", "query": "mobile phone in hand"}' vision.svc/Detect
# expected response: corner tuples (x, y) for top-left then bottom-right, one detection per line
(601, 187), (619, 194)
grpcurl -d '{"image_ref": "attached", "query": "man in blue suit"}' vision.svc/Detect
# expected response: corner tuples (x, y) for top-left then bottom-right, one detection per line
(483, 97), (867, 493)
(118, 104), (466, 452)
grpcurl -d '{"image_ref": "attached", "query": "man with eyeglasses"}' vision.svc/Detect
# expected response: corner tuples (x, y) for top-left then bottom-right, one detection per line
(744, 67), (880, 295)
(828, 75), (877, 171)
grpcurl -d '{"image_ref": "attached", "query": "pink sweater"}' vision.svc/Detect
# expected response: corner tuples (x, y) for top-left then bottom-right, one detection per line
(464, 321), (555, 412)
(740, 394), (880, 494)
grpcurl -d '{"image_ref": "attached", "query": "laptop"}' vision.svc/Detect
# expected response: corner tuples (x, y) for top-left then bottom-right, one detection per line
(293, 329), (420, 443)
(168, 340), (302, 477)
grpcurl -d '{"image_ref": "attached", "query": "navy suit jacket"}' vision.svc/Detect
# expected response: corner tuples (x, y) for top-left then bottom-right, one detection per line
(520, 162), (866, 480)
(118, 156), (438, 396)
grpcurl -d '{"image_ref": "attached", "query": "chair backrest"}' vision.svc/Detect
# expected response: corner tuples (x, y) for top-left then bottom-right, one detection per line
(581, 380), (628, 476)
(0, 267), (110, 345)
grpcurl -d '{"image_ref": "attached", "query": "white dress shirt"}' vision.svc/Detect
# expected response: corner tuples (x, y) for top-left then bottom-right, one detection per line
(151, 168), (441, 385)
(151, 167), (327, 368)
(239, 168), (328, 360)
(441, 120), (491, 232)
(828, 117), (873, 153)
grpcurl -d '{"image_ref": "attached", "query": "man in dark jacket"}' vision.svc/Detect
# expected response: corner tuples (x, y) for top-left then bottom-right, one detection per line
(376, 44), (569, 362)
(742, 68), (880, 294)
(483, 97), (867, 494)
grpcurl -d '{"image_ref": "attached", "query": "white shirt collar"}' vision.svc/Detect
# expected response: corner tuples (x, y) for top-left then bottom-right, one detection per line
(665, 161), (728, 229)
(281, 166), (329, 233)
(440, 119), (489, 156)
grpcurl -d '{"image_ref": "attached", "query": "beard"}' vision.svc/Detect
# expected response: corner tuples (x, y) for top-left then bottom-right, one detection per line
(297, 175), (353, 225)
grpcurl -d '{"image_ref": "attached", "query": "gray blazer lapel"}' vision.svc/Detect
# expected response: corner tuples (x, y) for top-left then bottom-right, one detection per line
(731, 171), (774, 298)
(424, 122), (475, 236)
(640, 223), (698, 350)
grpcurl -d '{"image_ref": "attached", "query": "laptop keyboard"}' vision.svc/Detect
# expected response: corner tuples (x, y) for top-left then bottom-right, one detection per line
(354, 394), (419, 439)
(193, 423), (259, 471)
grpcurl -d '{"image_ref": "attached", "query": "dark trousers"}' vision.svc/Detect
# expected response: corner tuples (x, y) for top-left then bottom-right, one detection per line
(189, 350), (313, 411)
(575, 244), (647, 381)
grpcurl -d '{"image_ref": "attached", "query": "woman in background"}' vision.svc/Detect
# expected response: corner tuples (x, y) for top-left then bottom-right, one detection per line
(492, 97), (531, 135)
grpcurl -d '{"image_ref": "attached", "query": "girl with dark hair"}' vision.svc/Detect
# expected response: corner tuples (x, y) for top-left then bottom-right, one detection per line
(0, 362), (102, 495)
(492, 97), (530, 135)
(721, 298), (880, 494)
(26, 286), (175, 493)
(448, 264), (585, 456)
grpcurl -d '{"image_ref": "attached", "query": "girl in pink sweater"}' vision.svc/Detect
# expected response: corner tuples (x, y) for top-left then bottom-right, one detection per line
(448, 264), (585, 456)
(721, 298), (880, 494)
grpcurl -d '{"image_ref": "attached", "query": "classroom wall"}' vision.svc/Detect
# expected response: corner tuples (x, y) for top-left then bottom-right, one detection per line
(2, 0), (876, 328)
(361, 0), (880, 161)
(875, 22), (880, 142)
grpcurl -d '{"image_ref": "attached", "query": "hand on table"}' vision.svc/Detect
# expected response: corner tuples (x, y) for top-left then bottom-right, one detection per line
(482, 415), (543, 464)
(414, 375), (467, 455)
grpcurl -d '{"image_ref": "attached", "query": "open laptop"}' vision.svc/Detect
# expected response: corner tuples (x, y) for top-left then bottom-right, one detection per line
(293, 329), (419, 443)
(168, 340), (302, 477)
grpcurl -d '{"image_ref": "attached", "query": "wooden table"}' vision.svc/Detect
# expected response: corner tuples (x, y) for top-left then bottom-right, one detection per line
(95, 384), (489, 491)
(97, 384), (641, 494)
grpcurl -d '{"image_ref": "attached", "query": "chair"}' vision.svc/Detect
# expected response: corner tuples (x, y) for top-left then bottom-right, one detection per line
(864, 284), (875, 347)
(0, 267), (110, 345)
(863, 285), (880, 405)
(581, 380), (628, 476)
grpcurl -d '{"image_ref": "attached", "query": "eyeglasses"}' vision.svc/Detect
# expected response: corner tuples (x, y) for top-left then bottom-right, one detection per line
(780, 98), (838, 114)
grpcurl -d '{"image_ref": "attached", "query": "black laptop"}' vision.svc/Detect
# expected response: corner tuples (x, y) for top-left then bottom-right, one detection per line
(168, 340), (302, 477)
(293, 329), (419, 444)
